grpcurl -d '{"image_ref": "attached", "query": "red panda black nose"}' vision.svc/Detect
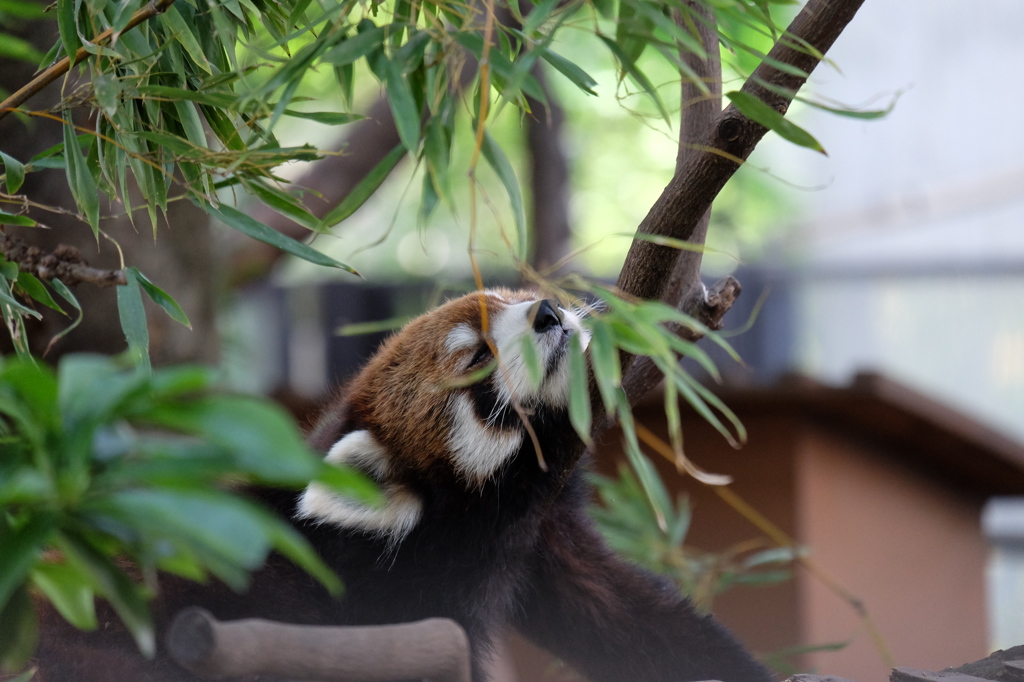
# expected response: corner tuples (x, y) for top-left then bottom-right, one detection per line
(532, 299), (563, 333)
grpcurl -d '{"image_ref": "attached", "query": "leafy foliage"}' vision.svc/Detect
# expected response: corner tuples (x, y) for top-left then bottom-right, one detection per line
(590, 461), (800, 613)
(0, 354), (377, 672)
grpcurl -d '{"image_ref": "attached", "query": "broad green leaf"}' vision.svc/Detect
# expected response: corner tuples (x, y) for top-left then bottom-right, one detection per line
(30, 563), (97, 631)
(726, 90), (826, 154)
(204, 202), (358, 275)
(480, 130), (526, 258)
(0, 586), (38, 672)
(244, 504), (342, 595)
(116, 268), (151, 373)
(130, 268), (190, 328)
(85, 490), (271, 589)
(317, 144), (405, 229)
(0, 514), (56, 611)
(56, 532), (154, 657)
(0, 151), (25, 193)
(140, 396), (323, 484)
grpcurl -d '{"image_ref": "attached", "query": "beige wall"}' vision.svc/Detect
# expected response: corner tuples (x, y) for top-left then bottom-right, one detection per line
(795, 425), (989, 681)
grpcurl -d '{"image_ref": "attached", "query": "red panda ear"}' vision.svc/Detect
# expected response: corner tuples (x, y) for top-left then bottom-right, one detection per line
(295, 430), (422, 540)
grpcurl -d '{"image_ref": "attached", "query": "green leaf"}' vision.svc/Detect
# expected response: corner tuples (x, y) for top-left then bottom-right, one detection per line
(244, 504), (342, 595)
(116, 268), (151, 373)
(0, 276), (42, 320)
(141, 396), (323, 484)
(540, 49), (598, 96)
(320, 25), (386, 66)
(0, 514), (56, 611)
(0, 151), (25, 193)
(726, 90), (826, 154)
(518, 335), (543, 393)
(56, 0), (82, 62)
(244, 180), (320, 231)
(16, 273), (65, 315)
(30, 563), (97, 631)
(85, 490), (271, 589)
(480, 130), (526, 258)
(161, 4), (213, 74)
(56, 532), (154, 657)
(0, 212), (34, 227)
(317, 144), (405, 229)
(62, 119), (100, 237)
(282, 110), (363, 125)
(386, 59), (421, 153)
(587, 318), (620, 414)
(0, 586), (38, 673)
(597, 34), (670, 124)
(203, 202), (358, 275)
(130, 268), (190, 328)
(45, 279), (84, 354)
(567, 333), (592, 446)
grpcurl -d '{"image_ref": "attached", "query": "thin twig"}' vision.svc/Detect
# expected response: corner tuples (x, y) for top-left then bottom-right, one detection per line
(0, 233), (126, 287)
(0, 0), (178, 123)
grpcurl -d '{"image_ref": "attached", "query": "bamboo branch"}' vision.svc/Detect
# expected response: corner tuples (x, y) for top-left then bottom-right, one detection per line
(0, 0), (178, 123)
(615, 0), (866, 400)
(1, 233), (126, 287)
(167, 608), (472, 682)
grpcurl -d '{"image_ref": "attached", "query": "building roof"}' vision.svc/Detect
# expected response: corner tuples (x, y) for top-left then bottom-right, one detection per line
(703, 372), (1024, 496)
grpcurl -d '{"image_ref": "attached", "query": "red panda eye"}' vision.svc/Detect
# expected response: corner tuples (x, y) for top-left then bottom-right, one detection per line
(469, 343), (492, 368)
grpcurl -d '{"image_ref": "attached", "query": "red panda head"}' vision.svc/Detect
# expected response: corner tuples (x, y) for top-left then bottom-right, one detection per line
(296, 289), (590, 538)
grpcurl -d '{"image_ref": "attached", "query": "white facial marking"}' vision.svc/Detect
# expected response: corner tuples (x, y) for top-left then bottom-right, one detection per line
(448, 393), (523, 484)
(445, 323), (479, 354)
(484, 299), (591, 410)
(296, 430), (422, 540)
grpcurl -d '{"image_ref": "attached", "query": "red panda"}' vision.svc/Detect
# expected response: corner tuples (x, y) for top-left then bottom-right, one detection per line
(32, 289), (773, 682)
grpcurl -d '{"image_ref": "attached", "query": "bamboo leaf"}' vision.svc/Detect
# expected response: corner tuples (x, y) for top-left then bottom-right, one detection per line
(116, 268), (151, 373)
(317, 144), (405, 229)
(567, 333), (592, 445)
(15, 273), (65, 315)
(480, 130), (526, 258)
(726, 90), (826, 154)
(1, 151), (25, 193)
(131, 268), (190, 329)
(203, 202), (359, 275)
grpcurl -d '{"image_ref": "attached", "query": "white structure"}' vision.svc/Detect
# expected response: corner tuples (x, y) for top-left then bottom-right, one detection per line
(755, 0), (1024, 444)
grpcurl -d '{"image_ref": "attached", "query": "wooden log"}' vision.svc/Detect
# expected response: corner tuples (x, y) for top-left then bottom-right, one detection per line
(167, 607), (471, 682)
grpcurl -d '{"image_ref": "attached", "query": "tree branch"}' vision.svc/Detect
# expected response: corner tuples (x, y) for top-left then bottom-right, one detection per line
(167, 608), (472, 682)
(620, 0), (723, 402)
(0, 0), (177, 122)
(1, 233), (126, 287)
(614, 0), (866, 398)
